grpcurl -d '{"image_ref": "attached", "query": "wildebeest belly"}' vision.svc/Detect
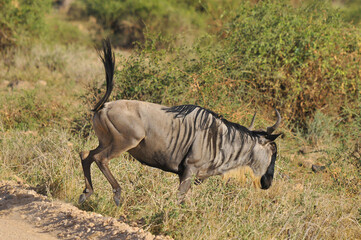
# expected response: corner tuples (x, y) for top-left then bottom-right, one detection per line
(127, 139), (186, 174)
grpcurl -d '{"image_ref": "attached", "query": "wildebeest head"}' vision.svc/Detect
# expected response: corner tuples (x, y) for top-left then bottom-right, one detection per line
(248, 109), (281, 190)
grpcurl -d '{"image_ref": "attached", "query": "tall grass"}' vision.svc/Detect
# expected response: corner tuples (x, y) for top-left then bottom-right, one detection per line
(1, 126), (360, 239)
(0, 1), (360, 239)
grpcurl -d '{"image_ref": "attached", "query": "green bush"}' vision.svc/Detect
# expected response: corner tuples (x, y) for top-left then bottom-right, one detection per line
(341, 0), (361, 25)
(77, 0), (207, 47)
(0, 0), (51, 48)
(110, 0), (361, 127)
(219, 0), (361, 124)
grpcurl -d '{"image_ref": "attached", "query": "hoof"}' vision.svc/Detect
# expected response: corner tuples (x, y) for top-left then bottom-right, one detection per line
(113, 189), (121, 206)
(78, 189), (93, 204)
(78, 193), (87, 204)
(113, 196), (121, 206)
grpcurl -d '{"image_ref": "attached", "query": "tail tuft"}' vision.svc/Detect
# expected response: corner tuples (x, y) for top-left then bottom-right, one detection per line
(92, 38), (115, 112)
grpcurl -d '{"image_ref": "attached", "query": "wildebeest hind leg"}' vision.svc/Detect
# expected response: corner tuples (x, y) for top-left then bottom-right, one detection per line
(78, 148), (102, 204)
(94, 152), (122, 206)
(93, 140), (142, 206)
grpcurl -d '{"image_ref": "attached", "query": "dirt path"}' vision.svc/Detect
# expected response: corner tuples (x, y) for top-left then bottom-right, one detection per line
(0, 210), (58, 240)
(0, 181), (171, 240)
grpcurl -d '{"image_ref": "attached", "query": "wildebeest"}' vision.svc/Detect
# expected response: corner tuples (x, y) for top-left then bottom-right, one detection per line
(79, 39), (281, 206)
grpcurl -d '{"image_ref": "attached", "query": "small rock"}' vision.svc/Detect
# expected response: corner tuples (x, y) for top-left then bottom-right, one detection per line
(36, 80), (47, 86)
(26, 190), (37, 195)
(35, 217), (41, 221)
(312, 165), (326, 173)
(88, 232), (101, 238)
(144, 232), (154, 240)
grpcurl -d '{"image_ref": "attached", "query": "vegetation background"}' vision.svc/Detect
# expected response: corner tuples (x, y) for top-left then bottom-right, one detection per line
(0, 0), (360, 239)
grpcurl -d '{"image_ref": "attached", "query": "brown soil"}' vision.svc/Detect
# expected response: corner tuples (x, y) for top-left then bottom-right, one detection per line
(0, 180), (172, 240)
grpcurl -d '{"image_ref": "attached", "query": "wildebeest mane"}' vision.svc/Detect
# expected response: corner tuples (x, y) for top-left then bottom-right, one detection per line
(163, 105), (253, 139)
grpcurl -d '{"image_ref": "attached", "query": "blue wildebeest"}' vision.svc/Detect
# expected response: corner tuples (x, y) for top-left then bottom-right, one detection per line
(79, 39), (281, 205)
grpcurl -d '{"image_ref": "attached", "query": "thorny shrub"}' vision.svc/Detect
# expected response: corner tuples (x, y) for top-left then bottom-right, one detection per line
(105, 1), (361, 129)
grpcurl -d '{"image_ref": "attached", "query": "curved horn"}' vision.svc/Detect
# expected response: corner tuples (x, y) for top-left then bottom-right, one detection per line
(266, 109), (281, 135)
(248, 111), (257, 130)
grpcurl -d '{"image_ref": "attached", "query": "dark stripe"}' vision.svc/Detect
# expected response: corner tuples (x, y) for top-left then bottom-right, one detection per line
(170, 121), (181, 158)
(182, 122), (194, 149)
(210, 121), (218, 160)
(218, 130), (223, 149)
(233, 139), (245, 162)
(168, 122), (175, 149)
(177, 122), (188, 153)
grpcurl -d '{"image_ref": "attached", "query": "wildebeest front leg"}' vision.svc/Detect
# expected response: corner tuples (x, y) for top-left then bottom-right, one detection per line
(177, 167), (196, 204)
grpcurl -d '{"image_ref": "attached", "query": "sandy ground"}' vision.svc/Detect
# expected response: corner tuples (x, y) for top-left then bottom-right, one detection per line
(0, 181), (171, 240)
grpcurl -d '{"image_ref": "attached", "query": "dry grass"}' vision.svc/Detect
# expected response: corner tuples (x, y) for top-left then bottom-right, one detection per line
(0, 43), (360, 240)
(2, 131), (359, 239)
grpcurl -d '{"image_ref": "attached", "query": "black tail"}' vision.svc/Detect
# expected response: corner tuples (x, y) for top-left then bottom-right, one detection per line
(92, 38), (115, 112)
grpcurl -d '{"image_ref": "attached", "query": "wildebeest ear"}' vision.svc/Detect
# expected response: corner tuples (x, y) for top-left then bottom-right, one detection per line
(265, 133), (282, 141)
